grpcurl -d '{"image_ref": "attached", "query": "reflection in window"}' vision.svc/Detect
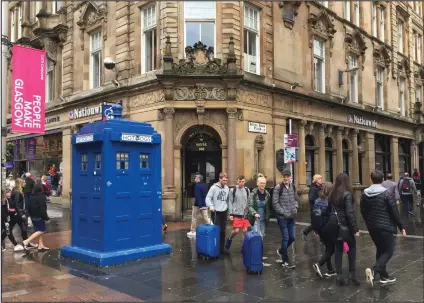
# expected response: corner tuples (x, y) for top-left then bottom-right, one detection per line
(325, 137), (333, 182)
(116, 152), (129, 170)
(95, 153), (101, 169)
(305, 135), (315, 185)
(140, 154), (149, 169)
(81, 154), (88, 171)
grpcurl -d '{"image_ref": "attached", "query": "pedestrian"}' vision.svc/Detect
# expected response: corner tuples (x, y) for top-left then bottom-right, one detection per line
(41, 175), (52, 198)
(412, 168), (422, 205)
(312, 182), (337, 278)
(398, 172), (417, 217)
(272, 169), (298, 269)
(2, 189), (11, 251)
(382, 173), (400, 202)
(23, 184), (50, 251)
(23, 173), (35, 205)
(302, 174), (323, 241)
(187, 174), (210, 237)
(361, 170), (406, 288)
(248, 174), (271, 239)
(327, 173), (360, 286)
(225, 175), (250, 252)
(205, 172), (230, 255)
(5, 174), (15, 192)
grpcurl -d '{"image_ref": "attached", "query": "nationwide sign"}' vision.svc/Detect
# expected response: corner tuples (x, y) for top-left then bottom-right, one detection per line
(69, 104), (102, 120)
(11, 45), (46, 134)
(347, 115), (378, 128)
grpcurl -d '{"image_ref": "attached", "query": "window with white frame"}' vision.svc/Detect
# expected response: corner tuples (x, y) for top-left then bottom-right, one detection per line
(379, 6), (385, 41)
(397, 21), (404, 53)
(349, 55), (358, 103)
(413, 31), (417, 62)
(317, 1), (328, 8)
(18, 6), (22, 39)
(413, 33), (422, 64)
(399, 77), (406, 116)
(52, 1), (62, 14)
(346, 1), (351, 22)
(376, 67), (384, 109)
(313, 38), (325, 93)
(353, 1), (360, 25)
(416, 85), (422, 103)
(46, 61), (54, 103)
(184, 1), (215, 49)
(414, 1), (421, 16)
(10, 9), (15, 42)
(371, 3), (376, 36)
(90, 31), (102, 89)
(244, 5), (260, 74)
(35, 1), (42, 17)
(142, 5), (157, 73)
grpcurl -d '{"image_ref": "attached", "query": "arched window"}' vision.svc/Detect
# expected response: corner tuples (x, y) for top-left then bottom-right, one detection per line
(342, 139), (349, 176)
(325, 137), (333, 182)
(375, 134), (391, 178)
(305, 135), (315, 185)
(399, 139), (411, 176)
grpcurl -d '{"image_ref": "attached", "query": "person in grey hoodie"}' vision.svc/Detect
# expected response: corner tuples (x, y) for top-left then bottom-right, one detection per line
(382, 174), (400, 202)
(206, 172), (230, 254)
(398, 172), (417, 217)
(224, 175), (250, 252)
(272, 170), (299, 269)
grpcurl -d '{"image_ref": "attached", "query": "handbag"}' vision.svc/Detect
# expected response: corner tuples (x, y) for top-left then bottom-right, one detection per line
(334, 210), (350, 241)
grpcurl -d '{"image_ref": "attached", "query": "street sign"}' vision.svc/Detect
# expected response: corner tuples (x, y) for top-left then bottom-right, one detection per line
(284, 147), (296, 163)
(284, 134), (298, 148)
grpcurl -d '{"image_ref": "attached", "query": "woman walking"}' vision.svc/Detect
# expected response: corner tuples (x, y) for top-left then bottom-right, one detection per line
(23, 184), (50, 251)
(327, 173), (360, 286)
(248, 174), (271, 238)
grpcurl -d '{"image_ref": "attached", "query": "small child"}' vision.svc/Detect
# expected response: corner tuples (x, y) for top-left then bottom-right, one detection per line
(312, 182), (337, 278)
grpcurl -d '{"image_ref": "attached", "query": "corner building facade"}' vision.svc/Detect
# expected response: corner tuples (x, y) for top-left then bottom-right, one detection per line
(5, 1), (424, 219)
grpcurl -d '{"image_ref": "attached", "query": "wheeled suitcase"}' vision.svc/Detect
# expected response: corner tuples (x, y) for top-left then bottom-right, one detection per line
(196, 223), (220, 260)
(242, 231), (263, 274)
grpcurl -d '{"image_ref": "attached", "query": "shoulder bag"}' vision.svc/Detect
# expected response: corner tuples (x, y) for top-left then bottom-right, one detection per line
(334, 210), (350, 241)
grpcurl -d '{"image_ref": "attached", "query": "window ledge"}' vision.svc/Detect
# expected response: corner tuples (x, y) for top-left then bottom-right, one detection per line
(243, 71), (266, 83)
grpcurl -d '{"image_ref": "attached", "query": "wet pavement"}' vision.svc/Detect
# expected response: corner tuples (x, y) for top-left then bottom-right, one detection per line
(2, 203), (423, 302)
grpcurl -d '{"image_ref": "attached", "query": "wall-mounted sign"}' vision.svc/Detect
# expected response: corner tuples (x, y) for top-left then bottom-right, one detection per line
(45, 116), (60, 124)
(248, 121), (267, 134)
(69, 104), (102, 120)
(76, 134), (94, 144)
(284, 134), (298, 148)
(121, 133), (152, 143)
(25, 138), (37, 160)
(102, 103), (114, 120)
(347, 115), (378, 128)
(284, 147), (296, 163)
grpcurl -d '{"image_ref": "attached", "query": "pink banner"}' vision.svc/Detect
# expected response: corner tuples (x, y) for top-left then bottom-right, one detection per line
(11, 45), (46, 134)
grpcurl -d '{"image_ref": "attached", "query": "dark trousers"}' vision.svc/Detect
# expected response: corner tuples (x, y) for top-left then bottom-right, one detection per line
(213, 211), (228, 253)
(24, 193), (31, 207)
(369, 230), (395, 279)
(335, 234), (356, 278)
(303, 205), (314, 235)
(318, 233), (335, 271)
(8, 214), (27, 244)
(401, 195), (413, 215)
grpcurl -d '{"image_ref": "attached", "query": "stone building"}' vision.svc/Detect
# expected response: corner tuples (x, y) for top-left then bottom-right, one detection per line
(5, 1), (424, 219)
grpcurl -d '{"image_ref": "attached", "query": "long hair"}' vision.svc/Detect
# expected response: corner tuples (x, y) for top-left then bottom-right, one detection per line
(318, 182), (333, 200)
(15, 178), (24, 195)
(328, 173), (352, 206)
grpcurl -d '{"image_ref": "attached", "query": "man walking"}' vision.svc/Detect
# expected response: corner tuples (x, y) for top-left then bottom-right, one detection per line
(225, 175), (250, 252)
(187, 174), (210, 237)
(382, 173), (400, 202)
(361, 170), (406, 287)
(206, 172), (230, 255)
(272, 170), (298, 269)
(398, 172), (417, 217)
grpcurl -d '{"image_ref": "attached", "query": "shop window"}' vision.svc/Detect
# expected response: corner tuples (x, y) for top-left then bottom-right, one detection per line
(305, 135), (315, 185)
(325, 137), (333, 182)
(116, 152), (129, 170)
(399, 139), (411, 176)
(81, 154), (88, 171)
(375, 134), (391, 178)
(140, 154), (149, 169)
(95, 153), (101, 170)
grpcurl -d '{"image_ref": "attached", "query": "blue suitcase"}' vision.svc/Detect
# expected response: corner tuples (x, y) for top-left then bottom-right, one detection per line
(196, 224), (220, 260)
(242, 231), (263, 274)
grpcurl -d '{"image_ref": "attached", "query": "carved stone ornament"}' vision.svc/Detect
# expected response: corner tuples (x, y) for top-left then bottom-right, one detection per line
(77, 1), (108, 50)
(373, 44), (391, 69)
(129, 91), (165, 108)
(174, 87), (227, 101)
(163, 108), (175, 120)
(345, 30), (367, 69)
(226, 108), (238, 119)
(308, 10), (337, 52)
(415, 66), (424, 85)
(279, 1), (302, 30)
(397, 57), (411, 78)
(236, 90), (272, 108)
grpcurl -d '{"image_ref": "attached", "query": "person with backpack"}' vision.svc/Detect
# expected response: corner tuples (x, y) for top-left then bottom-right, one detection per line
(398, 172), (417, 217)
(302, 174), (323, 241)
(272, 169), (298, 269)
(224, 175), (250, 252)
(312, 182), (337, 278)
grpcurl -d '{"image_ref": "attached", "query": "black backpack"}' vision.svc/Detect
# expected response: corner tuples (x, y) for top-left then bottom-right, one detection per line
(278, 183), (296, 198)
(311, 207), (323, 231)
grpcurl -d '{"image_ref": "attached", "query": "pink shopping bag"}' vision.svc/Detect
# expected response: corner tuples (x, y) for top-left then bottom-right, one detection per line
(343, 242), (349, 254)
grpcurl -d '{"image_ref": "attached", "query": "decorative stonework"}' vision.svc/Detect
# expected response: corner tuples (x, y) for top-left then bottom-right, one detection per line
(373, 44), (391, 71)
(174, 87), (227, 101)
(397, 57), (411, 79)
(344, 30), (367, 69)
(163, 108), (175, 120)
(129, 91), (165, 108)
(279, 1), (302, 30)
(236, 90), (272, 108)
(226, 108), (238, 119)
(205, 111), (228, 135)
(308, 10), (337, 55)
(174, 111), (197, 136)
(77, 2), (107, 50)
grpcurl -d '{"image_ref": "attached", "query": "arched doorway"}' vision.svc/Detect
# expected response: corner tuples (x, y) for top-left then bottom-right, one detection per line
(181, 125), (222, 213)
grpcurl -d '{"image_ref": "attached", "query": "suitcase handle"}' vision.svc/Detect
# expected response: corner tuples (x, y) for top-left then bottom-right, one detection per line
(210, 211), (216, 225)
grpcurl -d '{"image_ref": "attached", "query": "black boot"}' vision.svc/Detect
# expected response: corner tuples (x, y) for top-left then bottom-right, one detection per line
(349, 273), (360, 286)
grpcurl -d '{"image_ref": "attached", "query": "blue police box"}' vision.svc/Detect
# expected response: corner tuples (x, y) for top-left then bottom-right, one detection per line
(61, 104), (172, 267)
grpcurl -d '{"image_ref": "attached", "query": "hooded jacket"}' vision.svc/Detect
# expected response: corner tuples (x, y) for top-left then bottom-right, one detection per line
(228, 186), (250, 217)
(308, 183), (321, 207)
(205, 182), (229, 212)
(360, 184), (403, 234)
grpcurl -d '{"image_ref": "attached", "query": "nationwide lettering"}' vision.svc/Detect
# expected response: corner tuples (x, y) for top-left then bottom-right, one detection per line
(348, 115), (378, 128)
(69, 104), (102, 120)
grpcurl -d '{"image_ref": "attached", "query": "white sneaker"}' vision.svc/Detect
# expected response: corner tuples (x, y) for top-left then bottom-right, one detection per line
(187, 231), (196, 237)
(262, 256), (268, 260)
(313, 263), (323, 278)
(365, 268), (374, 288)
(14, 244), (24, 252)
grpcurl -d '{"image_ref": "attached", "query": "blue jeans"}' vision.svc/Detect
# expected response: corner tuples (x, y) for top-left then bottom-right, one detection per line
(277, 217), (296, 262)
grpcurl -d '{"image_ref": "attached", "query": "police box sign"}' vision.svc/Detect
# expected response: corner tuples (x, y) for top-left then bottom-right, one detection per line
(347, 115), (377, 128)
(248, 121), (267, 134)
(75, 134), (94, 144)
(121, 133), (152, 143)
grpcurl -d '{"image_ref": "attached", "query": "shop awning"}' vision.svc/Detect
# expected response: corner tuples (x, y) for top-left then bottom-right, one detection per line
(6, 129), (63, 141)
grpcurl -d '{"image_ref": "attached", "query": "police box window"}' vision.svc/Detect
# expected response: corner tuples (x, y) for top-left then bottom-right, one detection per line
(117, 152), (129, 170)
(140, 154), (149, 169)
(81, 154), (88, 171)
(95, 153), (101, 170)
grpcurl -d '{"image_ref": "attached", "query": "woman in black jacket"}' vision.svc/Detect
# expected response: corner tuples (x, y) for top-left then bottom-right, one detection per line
(22, 184), (50, 251)
(302, 174), (323, 240)
(326, 173), (360, 286)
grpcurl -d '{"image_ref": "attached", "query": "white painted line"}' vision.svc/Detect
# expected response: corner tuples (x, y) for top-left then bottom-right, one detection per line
(2, 290), (29, 298)
(53, 274), (75, 280)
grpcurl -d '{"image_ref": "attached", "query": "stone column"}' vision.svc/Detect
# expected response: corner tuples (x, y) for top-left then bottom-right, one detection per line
(227, 108), (237, 186)
(61, 127), (74, 208)
(352, 129), (360, 186)
(273, 116), (286, 185)
(411, 140), (418, 172)
(318, 124), (326, 177)
(163, 108), (175, 191)
(298, 120), (307, 188)
(390, 137), (400, 180)
(336, 127), (344, 174)
(363, 132), (376, 187)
